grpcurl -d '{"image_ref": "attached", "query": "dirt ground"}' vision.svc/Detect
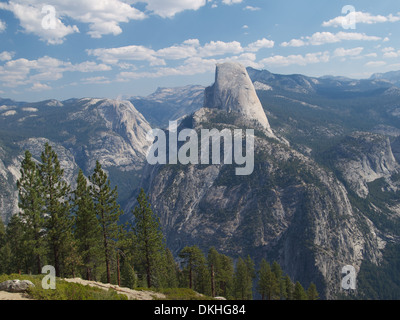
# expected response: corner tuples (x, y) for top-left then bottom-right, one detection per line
(0, 291), (32, 300)
(63, 278), (166, 300)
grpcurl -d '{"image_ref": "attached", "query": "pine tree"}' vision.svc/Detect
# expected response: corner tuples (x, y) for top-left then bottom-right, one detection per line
(207, 247), (219, 297)
(73, 169), (101, 280)
(284, 275), (294, 300)
(40, 143), (72, 277)
(120, 258), (137, 289)
(90, 161), (122, 284)
(179, 245), (210, 294)
(207, 247), (234, 298)
(218, 254), (234, 298)
(115, 224), (137, 288)
(233, 257), (253, 300)
(131, 188), (164, 288)
(293, 281), (308, 300)
(17, 150), (45, 274)
(162, 248), (179, 288)
(5, 215), (28, 274)
(307, 282), (319, 300)
(257, 259), (279, 300)
(0, 219), (11, 274)
(271, 261), (285, 300)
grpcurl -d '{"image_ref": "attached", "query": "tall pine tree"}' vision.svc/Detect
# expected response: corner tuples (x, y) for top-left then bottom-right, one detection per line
(40, 143), (72, 277)
(233, 257), (254, 300)
(284, 275), (294, 300)
(179, 245), (210, 294)
(207, 247), (234, 298)
(257, 259), (279, 300)
(17, 150), (45, 274)
(90, 161), (122, 284)
(132, 188), (165, 288)
(293, 281), (308, 300)
(73, 169), (101, 280)
(307, 282), (319, 300)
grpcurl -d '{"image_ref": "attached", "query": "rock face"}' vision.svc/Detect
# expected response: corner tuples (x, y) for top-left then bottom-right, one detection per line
(392, 136), (400, 163)
(329, 132), (399, 198)
(204, 62), (275, 138)
(0, 280), (35, 293)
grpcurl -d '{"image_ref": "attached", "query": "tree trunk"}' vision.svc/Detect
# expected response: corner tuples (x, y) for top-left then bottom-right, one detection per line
(117, 252), (120, 287)
(211, 264), (215, 297)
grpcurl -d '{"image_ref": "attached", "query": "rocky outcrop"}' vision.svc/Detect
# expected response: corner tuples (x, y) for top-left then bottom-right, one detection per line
(204, 62), (275, 138)
(0, 280), (35, 293)
(330, 132), (399, 198)
(392, 136), (400, 164)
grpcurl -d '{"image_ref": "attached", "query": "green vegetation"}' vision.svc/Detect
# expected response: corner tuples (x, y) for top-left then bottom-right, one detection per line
(0, 274), (127, 300)
(356, 243), (400, 300)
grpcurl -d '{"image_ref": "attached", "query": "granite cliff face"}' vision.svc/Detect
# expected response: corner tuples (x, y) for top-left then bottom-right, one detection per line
(204, 63), (275, 138)
(139, 63), (386, 299)
(329, 132), (399, 198)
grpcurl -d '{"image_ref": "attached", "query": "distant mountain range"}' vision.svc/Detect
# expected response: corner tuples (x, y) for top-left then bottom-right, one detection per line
(370, 70), (400, 87)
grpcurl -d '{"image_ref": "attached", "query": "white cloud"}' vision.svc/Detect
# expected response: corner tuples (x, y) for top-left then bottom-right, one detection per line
(243, 6), (260, 11)
(323, 11), (400, 28)
(0, 51), (15, 61)
(72, 61), (112, 72)
(281, 31), (381, 47)
(383, 51), (399, 58)
(30, 82), (52, 91)
(365, 61), (387, 67)
(87, 45), (166, 66)
(82, 76), (111, 84)
(259, 51), (330, 67)
(222, 0), (243, 5)
(198, 40), (244, 57)
(281, 39), (306, 47)
(0, 19), (6, 32)
(383, 51), (400, 58)
(133, 0), (207, 18)
(0, 56), (112, 87)
(116, 53), (261, 81)
(246, 38), (274, 52)
(90, 37), (274, 81)
(156, 40), (199, 60)
(333, 47), (364, 57)
(382, 47), (395, 53)
(380, 47), (400, 58)
(0, 0), (146, 44)
(0, 2), (79, 44)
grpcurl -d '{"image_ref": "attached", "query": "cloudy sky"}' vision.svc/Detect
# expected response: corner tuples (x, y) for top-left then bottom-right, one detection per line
(0, 0), (399, 101)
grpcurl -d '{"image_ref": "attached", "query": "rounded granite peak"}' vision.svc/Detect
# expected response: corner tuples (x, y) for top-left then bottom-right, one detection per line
(204, 62), (275, 138)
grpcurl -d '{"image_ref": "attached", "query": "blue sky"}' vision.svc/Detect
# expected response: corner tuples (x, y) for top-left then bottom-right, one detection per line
(0, 0), (399, 102)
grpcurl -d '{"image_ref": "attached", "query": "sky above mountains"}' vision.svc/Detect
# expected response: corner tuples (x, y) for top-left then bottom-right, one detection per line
(0, 0), (399, 101)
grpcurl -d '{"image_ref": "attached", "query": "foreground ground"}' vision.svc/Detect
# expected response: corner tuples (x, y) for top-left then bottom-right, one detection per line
(0, 274), (211, 300)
